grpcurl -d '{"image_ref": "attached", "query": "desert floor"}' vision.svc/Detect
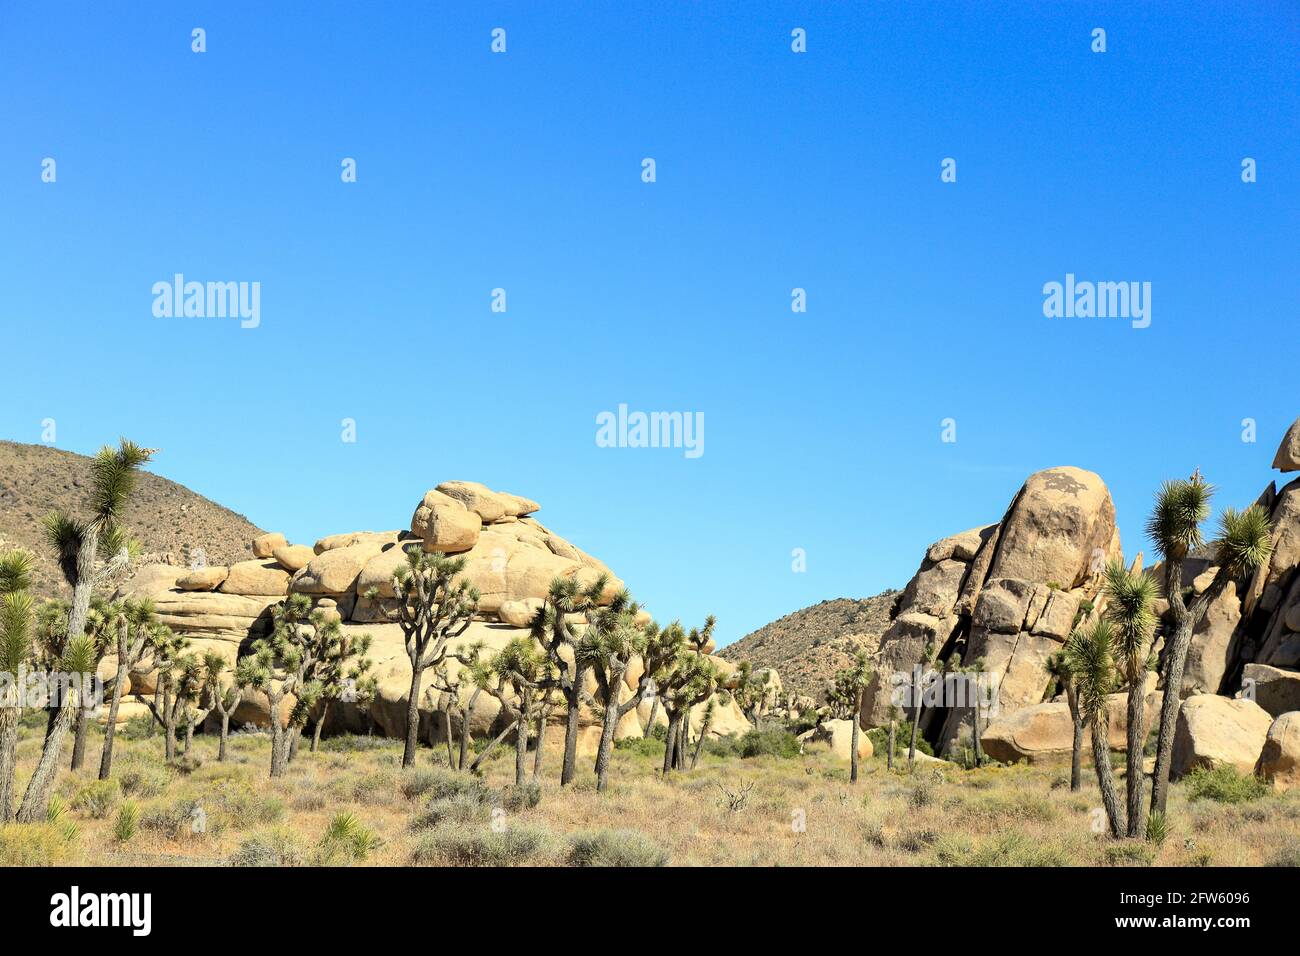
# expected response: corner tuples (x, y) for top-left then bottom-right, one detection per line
(3, 715), (1298, 867)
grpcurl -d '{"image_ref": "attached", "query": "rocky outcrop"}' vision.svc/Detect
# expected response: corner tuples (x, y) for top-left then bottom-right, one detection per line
(798, 718), (872, 761)
(1273, 418), (1300, 472)
(861, 467), (1120, 755)
(1171, 694), (1273, 779)
(1241, 663), (1300, 718)
(982, 678), (1161, 764)
(1256, 711), (1300, 791)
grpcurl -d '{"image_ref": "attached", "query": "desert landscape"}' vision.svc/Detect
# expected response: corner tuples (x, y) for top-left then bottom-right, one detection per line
(2, 417), (1299, 868)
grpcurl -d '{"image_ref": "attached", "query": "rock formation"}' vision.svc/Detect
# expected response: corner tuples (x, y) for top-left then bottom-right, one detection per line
(113, 481), (749, 753)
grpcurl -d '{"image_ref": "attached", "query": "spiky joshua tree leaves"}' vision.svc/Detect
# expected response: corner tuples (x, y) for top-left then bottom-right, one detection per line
(657, 619), (721, 775)
(1101, 560), (1160, 837)
(202, 652), (241, 762)
(98, 598), (159, 779)
(391, 548), (479, 768)
(0, 549), (35, 822)
(17, 439), (154, 823)
(484, 637), (553, 786)
(1064, 620), (1124, 838)
(1145, 474), (1272, 816)
(829, 651), (873, 784)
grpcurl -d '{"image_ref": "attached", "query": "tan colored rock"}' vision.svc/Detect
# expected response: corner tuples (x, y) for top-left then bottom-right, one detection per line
(973, 578), (1036, 634)
(861, 612), (960, 726)
(313, 531), (401, 555)
(926, 525), (995, 563)
(271, 544), (315, 572)
(988, 466), (1119, 590)
(435, 481), (539, 523)
(1273, 416), (1300, 472)
(151, 592), (281, 642)
(114, 564), (186, 601)
(1171, 694), (1273, 779)
(252, 532), (288, 559)
(982, 683), (1162, 763)
(1242, 663), (1300, 718)
(294, 542), (386, 595)
(176, 566), (229, 591)
(498, 598), (543, 628)
(1256, 712), (1300, 790)
(1181, 585), (1242, 697)
(355, 545), (414, 600)
(800, 719), (872, 761)
(419, 502), (482, 553)
(900, 559), (969, 618)
(1029, 588), (1081, 641)
(219, 559), (290, 596)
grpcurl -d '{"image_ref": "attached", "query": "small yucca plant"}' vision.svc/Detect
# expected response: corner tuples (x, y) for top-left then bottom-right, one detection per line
(114, 801), (140, 844)
(1145, 809), (1170, 847)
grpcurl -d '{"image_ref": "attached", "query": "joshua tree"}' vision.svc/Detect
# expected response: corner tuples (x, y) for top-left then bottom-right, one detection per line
(148, 629), (200, 763)
(1047, 651), (1084, 792)
(18, 439), (154, 822)
(829, 651), (873, 783)
(390, 549), (479, 768)
(483, 637), (552, 787)
(1145, 475), (1272, 815)
(906, 642), (935, 770)
(309, 629), (373, 752)
(531, 573), (608, 786)
(1064, 620), (1123, 838)
(202, 652), (241, 762)
(69, 597), (117, 771)
(657, 628), (719, 774)
(0, 549), (35, 822)
(99, 598), (158, 779)
(1101, 560), (1159, 838)
(431, 641), (487, 771)
(234, 594), (311, 777)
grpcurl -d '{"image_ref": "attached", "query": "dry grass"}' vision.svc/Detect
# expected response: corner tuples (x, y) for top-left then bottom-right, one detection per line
(3, 720), (1297, 867)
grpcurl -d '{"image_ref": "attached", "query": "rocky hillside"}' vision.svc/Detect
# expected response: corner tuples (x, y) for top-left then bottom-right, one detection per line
(0, 440), (263, 600)
(719, 594), (898, 701)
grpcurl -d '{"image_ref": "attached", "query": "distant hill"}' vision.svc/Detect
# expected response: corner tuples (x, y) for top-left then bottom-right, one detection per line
(718, 592), (899, 701)
(0, 440), (264, 600)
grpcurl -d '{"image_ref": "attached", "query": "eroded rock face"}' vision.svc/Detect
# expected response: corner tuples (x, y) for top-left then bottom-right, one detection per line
(982, 681), (1161, 764)
(1242, 663), (1300, 718)
(860, 466), (1119, 749)
(1181, 583), (1243, 697)
(1256, 711), (1300, 791)
(1273, 416), (1300, 473)
(1171, 694), (1273, 779)
(798, 718), (872, 761)
(220, 559), (290, 596)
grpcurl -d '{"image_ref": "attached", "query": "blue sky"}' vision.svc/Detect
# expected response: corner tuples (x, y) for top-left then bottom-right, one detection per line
(2, 2), (1297, 648)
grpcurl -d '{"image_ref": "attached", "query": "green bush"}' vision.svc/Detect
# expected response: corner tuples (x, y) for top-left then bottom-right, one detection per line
(113, 802), (139, 844)
(400, 768), (442, 800)
(0, 823), (76, 866)
(1183, 766), (1269, 804)
(118, 714), (158, 740)
(411, 825), (552, 866)
(118, 760), (173, 799)
(937, 832), (1068, 867)
(706, 728), (801, 760)
(866, 723), (934, 759)
(1145, 809), (1170, 846)
(502, 782), (541, 811)
(614, 735), (665, 757)
(321, 734), (399, 753)
(1105, 842), (1155, 867)
(567, 829), (669, 867)
(71, 780), (121, 819)
(412, 793), (491, 829)
(316, 812), (380, 864)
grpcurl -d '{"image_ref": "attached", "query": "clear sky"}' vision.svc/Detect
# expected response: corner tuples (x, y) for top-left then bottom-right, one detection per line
(2, 3), (1297, 649)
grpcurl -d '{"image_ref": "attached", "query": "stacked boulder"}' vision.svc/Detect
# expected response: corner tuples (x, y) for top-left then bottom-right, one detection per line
(860, 466), (1122, 754)
(114, 481), (750, 750)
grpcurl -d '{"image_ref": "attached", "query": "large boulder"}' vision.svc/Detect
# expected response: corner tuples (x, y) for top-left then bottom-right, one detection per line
(1180, 583), (1242, 697)
(1241, 663), (1300, 718)
(149, 591), (281, 642)
(115, 564), (187, 600)
(435, 481), (539, 523)
(410, 490), (482, 553)
(313, 531), (401, 555)
(1171, 694), (1273, 779)
(1256, 711), (1300, 791)
(982, 681), (1161, 763)
(1273, 416), (1300, 473)
(799, 719), (872, 761)
(988, 466), (1118, 590)
(176, 566), (229, 591)
(294, 542), (387, 595)
(252, 532), (288, 559)
(219, 559), (290, 596)
(271, 544), (315, 572)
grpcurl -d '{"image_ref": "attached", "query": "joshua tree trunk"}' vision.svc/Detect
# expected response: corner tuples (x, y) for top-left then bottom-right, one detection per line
(662, 711), (681, 774)
(594, 690), (621, 792)
(642, 695), (660, 736)
(691, 716), (711, 771)
(71, 705), (90, 770)
(850, 715), (862, 783)
(560, 663), (587, 786)
(1066, 684), (1083, 791)
(971, 679), (984, 768)
(0, 707), (19, 822)
(402, 660), (423, 769)
(183, 715), (195, 755)
(469, 717), (519, 773)
(1090, 712), (1124, 838)
(514, 701), (531, 787)
(532, 715), (546, 782)
(19, 529), (98, 820)
(165, 711), (178, 762)
(218, 712), (231, 762)
(1125, 677), (1147, 837)
(441, 708), (454, 767)
(98, 663), (130, 780)
(268, 692), (285, 777)
(312, 701), (331, 753)
(887, 720), (895, 771)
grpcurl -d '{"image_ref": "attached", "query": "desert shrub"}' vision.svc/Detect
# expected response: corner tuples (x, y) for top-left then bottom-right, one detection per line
(969, 791), (1057, 823)
(338, 769), (399, 806)
(114, 802), (140, 844)
(908, 784), (935, 809)
(321, 734), (398, 753)
(866, 723), (934, 759)
(1269, 844), (1300, 867)
(118, 760), (172, 799)
(315, 812), (380, 864)
(71, 779), (121, 819)
(707, 728), (800, 760)
(117, 714), (158, 740)
(1145, 810), (1170, 846)
(0, 823), (76, 866)
(293, 791), (327, 812)
(502, 782), (541, 812)
(400, 768), (443, 800)
(897, 828), (941, 853)
(229, 827), (307, 866)
(141, 797), (208, 838)
(411, 824), (551, 866)
(937, 832), (1067, 866)
(215, 788), (285, 826)
(614, 735), (664, 757)
(1184, 766), (1269, 804)
(1104, 842), (1155, 867)
(412, 792), (492, 830)
(567, 829), (669, 867)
